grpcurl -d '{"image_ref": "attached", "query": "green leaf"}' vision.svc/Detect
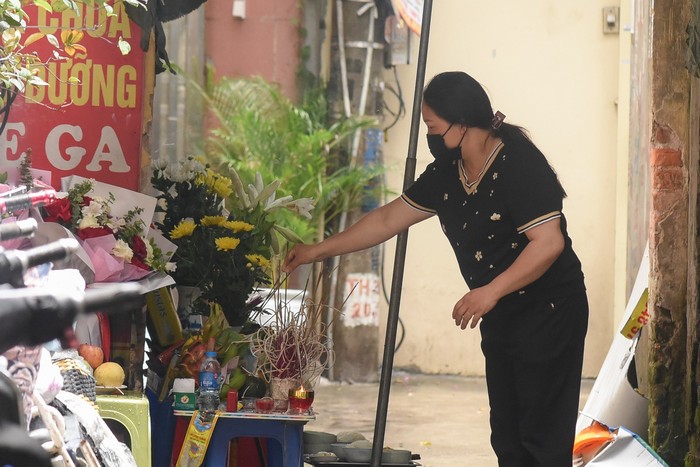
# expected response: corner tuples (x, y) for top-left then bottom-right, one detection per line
(23, 32), (45, 47)
(46, 34), (59, 48)
(27, 75), (49, 86)
(8, 77), (24, 93)
(17, 67), (32, 79)
(64, 0), (79, 12)
(52, 1), (70, 13)
(117, 37), (130, 55)
(33, 0), (52, 12)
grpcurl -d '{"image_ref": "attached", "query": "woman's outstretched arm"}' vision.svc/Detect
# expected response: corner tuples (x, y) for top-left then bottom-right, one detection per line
(282, 197), (432, 273)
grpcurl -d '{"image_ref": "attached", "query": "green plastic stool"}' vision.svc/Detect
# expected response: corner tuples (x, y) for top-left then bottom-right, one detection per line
(97, 392), (151, 467)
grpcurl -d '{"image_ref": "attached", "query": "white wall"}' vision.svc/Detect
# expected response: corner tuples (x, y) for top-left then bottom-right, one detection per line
(379, 0), (621, 377)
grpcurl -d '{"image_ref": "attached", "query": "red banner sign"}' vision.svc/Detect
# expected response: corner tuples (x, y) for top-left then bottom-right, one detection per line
(0, 2), (146, 191)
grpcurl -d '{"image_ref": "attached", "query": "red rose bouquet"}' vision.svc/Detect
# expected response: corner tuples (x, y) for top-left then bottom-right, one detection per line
(41, 178), (173, 283)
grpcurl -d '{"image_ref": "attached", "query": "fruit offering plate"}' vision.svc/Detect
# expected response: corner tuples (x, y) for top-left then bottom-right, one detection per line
(303, 456), (421, 466)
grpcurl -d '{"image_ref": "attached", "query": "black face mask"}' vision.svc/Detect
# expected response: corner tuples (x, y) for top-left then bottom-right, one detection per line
(426, 123), (464, 163)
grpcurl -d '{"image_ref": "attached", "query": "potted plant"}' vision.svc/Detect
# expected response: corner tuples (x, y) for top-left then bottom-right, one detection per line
(196, 73), (385, 262)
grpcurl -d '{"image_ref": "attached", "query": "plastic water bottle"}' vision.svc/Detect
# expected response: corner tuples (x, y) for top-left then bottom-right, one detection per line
(198, 351), (221, 412)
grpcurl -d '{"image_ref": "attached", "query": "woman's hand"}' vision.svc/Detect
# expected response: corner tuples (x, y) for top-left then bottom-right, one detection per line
(451, 219), (565, 329)
(282, 198), (432, 275)
(282, 244), (320, 273)
(452, 286), (500, 329)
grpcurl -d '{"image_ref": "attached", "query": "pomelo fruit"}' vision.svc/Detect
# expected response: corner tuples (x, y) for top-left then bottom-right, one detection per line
(94, 362), (125, 387)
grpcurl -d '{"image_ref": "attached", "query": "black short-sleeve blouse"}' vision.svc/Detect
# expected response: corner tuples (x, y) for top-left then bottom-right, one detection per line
(401, 140), (585, 311)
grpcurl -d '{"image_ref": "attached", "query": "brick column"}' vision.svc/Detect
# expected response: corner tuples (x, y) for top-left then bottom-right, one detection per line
(647, 0), (693, 463)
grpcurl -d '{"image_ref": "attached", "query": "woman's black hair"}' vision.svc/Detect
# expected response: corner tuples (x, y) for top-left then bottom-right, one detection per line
(423, 71), (530, 144)
(423, 71), (566, 197)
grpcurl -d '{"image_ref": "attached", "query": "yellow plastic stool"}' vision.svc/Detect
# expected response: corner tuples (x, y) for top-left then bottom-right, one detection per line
(97, 392), (151, 467)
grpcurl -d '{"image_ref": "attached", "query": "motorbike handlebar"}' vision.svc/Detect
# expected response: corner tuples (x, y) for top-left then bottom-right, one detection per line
(0, 283), (144, 354)
(0, 218), (38, 242)
(0, 238), (79, 287)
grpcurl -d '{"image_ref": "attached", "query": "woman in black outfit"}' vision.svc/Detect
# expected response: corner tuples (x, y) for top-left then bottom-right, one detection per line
(283, 71), (588, 467)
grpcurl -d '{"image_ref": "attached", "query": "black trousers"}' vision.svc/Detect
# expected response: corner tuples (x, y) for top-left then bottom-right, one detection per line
(481, 292), (589, 467)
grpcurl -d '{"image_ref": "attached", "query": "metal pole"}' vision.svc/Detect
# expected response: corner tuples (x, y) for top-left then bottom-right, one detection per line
(336, 0), (353, 118)
(370, 1), (433, 465)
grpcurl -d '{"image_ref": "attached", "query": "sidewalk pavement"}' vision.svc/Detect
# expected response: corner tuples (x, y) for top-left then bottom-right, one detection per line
(305, 372), (594, 467)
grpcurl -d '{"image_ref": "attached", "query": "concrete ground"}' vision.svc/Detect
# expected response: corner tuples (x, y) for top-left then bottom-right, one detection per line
(305, 372), (594, 467)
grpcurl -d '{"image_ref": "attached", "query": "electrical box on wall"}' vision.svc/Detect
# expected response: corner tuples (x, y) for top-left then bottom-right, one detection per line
(384, 15), (410, 67)
(603, 6), (620, 34)
(232, 0), (245, 19)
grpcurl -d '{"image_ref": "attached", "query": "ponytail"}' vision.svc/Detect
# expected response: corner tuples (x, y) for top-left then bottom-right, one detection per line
(494, 123), (567, 198)
(493, 122), (532, 147)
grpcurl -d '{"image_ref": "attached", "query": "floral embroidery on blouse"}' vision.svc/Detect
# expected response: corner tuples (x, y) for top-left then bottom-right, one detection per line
(475, 251), (483, 261)
(511, 242), (518, 249)
(492, 172), (498, 180)
(490, 213), (501, 221)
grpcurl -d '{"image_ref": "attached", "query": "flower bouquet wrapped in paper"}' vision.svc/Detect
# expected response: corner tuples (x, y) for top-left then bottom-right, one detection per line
(40, 176), (175, 283)
(150, 156), (314, 326)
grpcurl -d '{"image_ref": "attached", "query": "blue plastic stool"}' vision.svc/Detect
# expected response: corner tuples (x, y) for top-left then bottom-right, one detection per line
(204, 416), (307, 467)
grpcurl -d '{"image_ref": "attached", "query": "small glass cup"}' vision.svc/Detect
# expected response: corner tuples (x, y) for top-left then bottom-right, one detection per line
(254, 396), (274, 414)
(241, 397), (256, 412)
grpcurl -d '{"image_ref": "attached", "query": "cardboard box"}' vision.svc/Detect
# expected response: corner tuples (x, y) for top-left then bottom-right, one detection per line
(174, 392), (196, 410)
(587, 427), (668, 466)
(576, 248), (650, 436)
(145, 287), (183, 347)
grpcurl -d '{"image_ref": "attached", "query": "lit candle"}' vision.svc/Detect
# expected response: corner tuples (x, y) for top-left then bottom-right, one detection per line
(288, 384), (314, 414)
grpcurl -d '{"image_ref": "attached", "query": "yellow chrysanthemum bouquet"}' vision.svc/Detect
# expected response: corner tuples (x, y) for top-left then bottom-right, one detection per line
(151, 157), (313, 326)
